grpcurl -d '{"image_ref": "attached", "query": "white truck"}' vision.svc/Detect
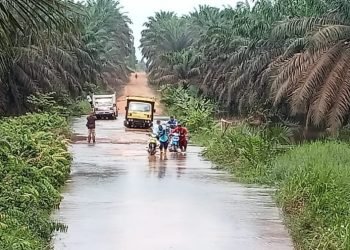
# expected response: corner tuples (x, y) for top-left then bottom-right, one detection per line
(92, 93), (118, 120)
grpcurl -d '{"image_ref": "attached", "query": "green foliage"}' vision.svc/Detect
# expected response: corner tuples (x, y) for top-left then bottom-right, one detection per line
(161, 86), (214, 132)
(69, 100), (93, 116)
(82, 0), (134, 83)
(202, 124), (291, 182)
(27, 93), (68, 115)
(0, 113), (71, 249)
(27, 92), (92, 117)
(271, 142), (350, 250)
(0, 0), (134, 116)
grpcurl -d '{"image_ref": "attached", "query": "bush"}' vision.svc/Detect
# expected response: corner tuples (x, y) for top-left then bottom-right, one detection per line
(0, 113), (71, 250)
(202, 124), (291, 182)
(27, 92), (92, 117)
(160, 86), (215, 132)
(270, 141), (350, 250)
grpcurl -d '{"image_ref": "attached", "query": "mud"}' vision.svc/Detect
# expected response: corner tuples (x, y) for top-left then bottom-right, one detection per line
(117, 72), (162, 115)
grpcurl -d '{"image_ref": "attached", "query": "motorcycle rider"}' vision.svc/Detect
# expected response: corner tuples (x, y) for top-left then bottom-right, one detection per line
(172, 122), (189, 152)
(167, 116), (178, 129)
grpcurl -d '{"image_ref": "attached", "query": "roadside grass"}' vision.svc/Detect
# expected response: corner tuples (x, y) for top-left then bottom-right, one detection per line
(162, 85), (350, 250)
(271, 141), (350, 250)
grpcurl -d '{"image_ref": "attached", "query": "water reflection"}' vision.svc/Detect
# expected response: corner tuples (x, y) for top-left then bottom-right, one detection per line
(147, 153), (169, 178)
(146, 152), (189, 179)
(158, 153), (168, 178)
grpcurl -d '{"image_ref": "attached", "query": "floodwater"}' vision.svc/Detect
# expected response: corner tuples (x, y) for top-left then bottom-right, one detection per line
(53, 117), (293, 250)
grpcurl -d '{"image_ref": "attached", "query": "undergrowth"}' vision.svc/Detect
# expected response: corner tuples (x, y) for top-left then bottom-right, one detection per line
(0, 113), (71, 249)
(160, 85), (215, 132)
(27, 92), (91, 117)
(271, 142), (350, 250)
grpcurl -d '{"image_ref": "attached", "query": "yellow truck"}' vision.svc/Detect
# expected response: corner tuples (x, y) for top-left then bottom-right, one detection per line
(123, 96), (156, 129)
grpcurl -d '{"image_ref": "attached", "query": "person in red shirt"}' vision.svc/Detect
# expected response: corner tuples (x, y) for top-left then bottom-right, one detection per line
(172, 122), (189, 152)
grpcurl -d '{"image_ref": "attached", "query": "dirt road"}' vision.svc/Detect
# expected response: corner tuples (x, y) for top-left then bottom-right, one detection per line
(117, 72), (163, 115)
(53, 74), (293, 250)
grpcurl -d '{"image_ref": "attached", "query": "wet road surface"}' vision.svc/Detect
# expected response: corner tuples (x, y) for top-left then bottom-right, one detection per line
(53, 117), (293, 250)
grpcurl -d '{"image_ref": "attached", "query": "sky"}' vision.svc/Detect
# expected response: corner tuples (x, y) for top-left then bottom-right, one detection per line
(118, 0), (244, 60)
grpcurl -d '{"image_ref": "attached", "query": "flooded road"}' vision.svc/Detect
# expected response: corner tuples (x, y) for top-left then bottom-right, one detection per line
(53, 116), (293, 250)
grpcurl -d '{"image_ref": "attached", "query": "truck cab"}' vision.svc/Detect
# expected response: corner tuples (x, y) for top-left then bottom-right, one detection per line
(124, 96), (156, 129)
(92, 93), (118, 120)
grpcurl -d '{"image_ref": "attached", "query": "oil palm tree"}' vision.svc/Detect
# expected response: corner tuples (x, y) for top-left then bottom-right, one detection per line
(269, 14), (350, 131)
(152, 50), (201, 87)
(140, 12), (193, 82)
(0, 0), (134, 115)
(141, 0), (350, 131)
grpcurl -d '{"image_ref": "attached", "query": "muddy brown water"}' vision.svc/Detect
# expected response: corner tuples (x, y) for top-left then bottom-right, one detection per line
(53, 116), (293, 250)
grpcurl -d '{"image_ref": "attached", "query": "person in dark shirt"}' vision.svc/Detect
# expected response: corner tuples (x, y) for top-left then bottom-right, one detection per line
(167, 116), (177, 129)
(86, 112), (97, 143)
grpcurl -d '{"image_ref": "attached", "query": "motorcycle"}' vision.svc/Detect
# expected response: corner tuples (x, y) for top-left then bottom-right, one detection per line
(169, 132), (180, 152)
(147, 133), (158, 155)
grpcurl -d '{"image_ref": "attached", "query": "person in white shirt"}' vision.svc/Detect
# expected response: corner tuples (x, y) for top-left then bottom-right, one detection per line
(152, 120), (162, 137)
(87, 95), (93, 108)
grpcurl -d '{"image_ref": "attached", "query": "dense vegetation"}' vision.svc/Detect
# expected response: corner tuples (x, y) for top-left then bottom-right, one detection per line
(141, 0), (350, 133)
(0, 113), (71, 249)
(161, 86), (350, 249)
(0, 0), (135, 116)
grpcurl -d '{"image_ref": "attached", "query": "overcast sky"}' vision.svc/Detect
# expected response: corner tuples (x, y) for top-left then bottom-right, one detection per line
(118, 0), (244, 59)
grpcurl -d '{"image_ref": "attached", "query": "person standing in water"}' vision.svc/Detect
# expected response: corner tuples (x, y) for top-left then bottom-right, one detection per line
(86, 112), (97, 143)
(152, 120), (162, 140)
(158, 122), (170, 154)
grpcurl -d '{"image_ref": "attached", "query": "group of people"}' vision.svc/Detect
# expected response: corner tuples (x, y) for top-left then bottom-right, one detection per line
(152, 116), (189, 154)
(85, 112), (189, 150)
